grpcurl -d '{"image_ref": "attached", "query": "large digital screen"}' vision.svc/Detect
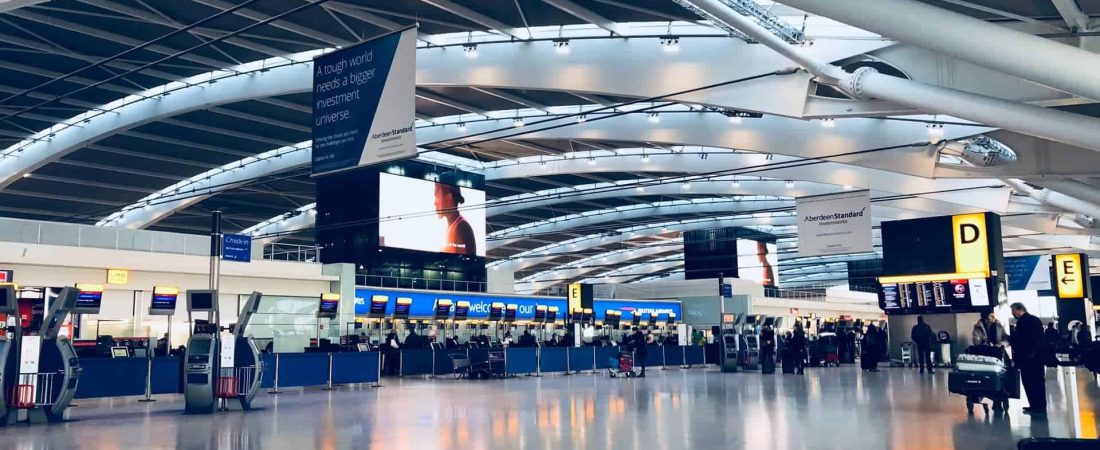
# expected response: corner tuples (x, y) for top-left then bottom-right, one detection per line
(378, 173), (486, 256)
(737, 240), (778, 286)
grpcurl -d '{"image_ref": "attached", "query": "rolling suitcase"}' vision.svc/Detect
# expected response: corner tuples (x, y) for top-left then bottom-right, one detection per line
(948, 370), (1004, 395)
(781, 348), (795, 374)
(761, 354), (776, 374)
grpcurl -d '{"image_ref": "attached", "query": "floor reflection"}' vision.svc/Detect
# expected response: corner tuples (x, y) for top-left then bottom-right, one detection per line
(0, 366), (1093, 449)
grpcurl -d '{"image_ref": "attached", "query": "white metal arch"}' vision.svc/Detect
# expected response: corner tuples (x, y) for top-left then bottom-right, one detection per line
(514, 239), (681, 293)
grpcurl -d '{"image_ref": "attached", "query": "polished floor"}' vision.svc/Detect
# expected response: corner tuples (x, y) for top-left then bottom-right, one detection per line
(2, 366), (1097, 450)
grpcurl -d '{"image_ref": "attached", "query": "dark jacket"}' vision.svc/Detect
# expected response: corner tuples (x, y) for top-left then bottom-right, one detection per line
(911, 322), (934, 348)
(632, 332), (648, 357)
(1010, 313), (1046, 364)
(790, 330), (807, 353)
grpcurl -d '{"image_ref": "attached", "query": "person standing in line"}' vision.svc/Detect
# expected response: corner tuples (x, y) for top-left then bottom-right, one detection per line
(861, 324), (882, 372)
(631, 327), (648, 378)
(911, 316), (935, 374)
(790, 323), (807, 375)
(1010, 303), (1047, 414)
(760, 324), (777, 372)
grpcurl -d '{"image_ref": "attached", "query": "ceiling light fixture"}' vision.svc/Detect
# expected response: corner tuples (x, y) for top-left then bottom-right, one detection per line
(647, 112), (660, 124)
(463, 44), (478, 59)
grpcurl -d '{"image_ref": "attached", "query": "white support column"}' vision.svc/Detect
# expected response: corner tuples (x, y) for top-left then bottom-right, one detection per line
(779, 0), (1100, 102)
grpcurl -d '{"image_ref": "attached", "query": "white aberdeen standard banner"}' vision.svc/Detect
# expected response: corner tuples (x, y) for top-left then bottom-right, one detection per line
(796, 190), (873, 257)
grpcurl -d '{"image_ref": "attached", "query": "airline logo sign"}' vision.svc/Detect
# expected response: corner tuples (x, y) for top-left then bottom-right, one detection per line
(952, 213), (990, 276)
(1053, 253), (1086, 299)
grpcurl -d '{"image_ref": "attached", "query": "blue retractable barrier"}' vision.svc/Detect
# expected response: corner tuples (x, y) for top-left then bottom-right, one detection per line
(150, 356), (182, 394)
(400, 349), (434, 376)
(75, 357), (148, 399)
(663, 346), (685, 367)
(277, 353), (329, 387)
(643, 345), (664, 367)
(331, 352), (379, 384)
(684, 345), (706, 365)
(594, 346), (619, 369)
(260, 353), (276, 389)
(538, 347), (568, 373)
(568, 347), (595, 372)
(505, 348), (538, 375)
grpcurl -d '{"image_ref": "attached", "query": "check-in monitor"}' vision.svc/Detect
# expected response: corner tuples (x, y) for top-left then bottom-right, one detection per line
(73, 283), (104, 314)
(149, 286), (179, 315)
(187, 290), (217, 312)
(110, 346), (129, 358)
(393, 298), (412, 319)
(318, 293), (340, 319)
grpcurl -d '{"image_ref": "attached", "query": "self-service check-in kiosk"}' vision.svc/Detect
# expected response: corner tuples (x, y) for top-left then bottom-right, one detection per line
(184, 289), (218, 414)
(720, 313), (741, 373)
(1, 285), (82, 424)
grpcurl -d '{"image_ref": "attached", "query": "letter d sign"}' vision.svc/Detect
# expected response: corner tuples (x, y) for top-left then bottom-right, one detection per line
(952, 213), (990, 276)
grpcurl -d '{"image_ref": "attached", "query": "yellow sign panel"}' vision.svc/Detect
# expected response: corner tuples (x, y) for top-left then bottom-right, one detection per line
(568, 282), (582, 312)
(951, 213), (990, 277)
(1054, 253), (1085, 299)
(106, 269), (129, 285)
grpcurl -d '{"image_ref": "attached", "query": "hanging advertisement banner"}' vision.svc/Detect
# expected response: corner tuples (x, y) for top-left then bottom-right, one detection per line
(311, 26), (417, 176)
(1004, 255), (1051, 291)
(795, 190), (873, 257)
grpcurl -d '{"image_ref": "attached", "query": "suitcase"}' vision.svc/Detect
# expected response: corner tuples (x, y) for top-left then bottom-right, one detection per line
(948, 370), (1003, 395)
(761, 355), (776, 374)
(781, 348), (796, 374)
(957, 354), (1006, 373)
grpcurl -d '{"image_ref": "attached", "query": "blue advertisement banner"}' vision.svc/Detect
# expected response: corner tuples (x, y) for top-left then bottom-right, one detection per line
(353, 287), (680, 322)
(222, 234), (252, 262)
(1004, 255), (1051, 291)
(312, 27), (417, 176)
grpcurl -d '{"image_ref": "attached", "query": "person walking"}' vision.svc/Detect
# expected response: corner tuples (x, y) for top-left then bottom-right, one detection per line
(790, 323), (808, 375)
(1010, 303), (1047, 414)
(911, 316), (935, 374)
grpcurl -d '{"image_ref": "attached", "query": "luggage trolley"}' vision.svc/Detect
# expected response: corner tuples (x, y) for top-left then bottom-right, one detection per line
(948, 347), (1018, 415)
(608, 351), (636, 378)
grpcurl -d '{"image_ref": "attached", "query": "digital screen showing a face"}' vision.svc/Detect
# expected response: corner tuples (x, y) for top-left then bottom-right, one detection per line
(378, 173), (486, 256)
(736, 240), (778, 286)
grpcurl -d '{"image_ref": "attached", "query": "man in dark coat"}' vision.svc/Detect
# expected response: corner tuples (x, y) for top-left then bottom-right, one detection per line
(631, 327), (648, 377)
(911, 316), (935, 374)
(1011, 303), (1047, 414)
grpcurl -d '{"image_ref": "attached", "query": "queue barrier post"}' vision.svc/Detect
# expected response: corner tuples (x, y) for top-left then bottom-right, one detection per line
(267, 353), (282, 394)
(660, 345), (668, 371)
(682, 345), (689, 369)
(371, 352), (383, 388)
(565, 347), (572, 376)
(322, 352), (338, 391)
(534, 347), (542, 377)
(138, 354), (155, 402)
(429, 349), (436, 379)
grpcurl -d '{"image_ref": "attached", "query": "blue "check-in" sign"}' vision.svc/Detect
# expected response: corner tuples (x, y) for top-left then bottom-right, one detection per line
(222, 234), (252, 262)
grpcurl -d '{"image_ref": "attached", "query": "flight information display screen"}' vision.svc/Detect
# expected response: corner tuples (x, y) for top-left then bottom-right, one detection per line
(879, 278), (986, 314)
(488, 303), (504, 321)
(503, 305), (517, 322)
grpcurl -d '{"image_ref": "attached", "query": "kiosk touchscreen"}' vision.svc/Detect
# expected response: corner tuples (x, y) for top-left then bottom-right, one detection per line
(110, 347), (129, 358)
